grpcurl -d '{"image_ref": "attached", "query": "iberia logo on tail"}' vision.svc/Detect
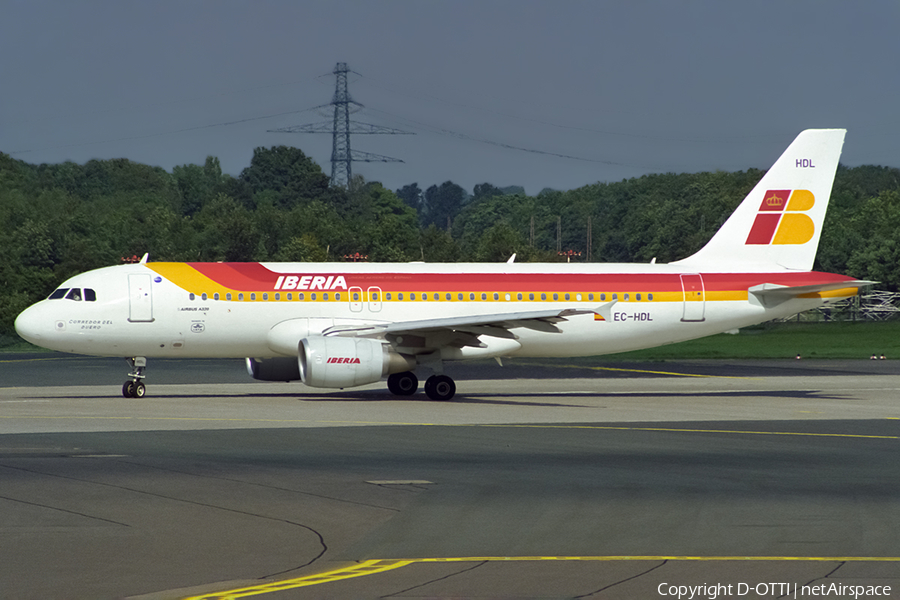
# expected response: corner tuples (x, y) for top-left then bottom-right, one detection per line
(745, 190), (815, 245)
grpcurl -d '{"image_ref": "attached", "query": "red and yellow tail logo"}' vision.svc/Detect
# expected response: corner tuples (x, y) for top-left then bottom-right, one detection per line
(745, 190), (815, 245)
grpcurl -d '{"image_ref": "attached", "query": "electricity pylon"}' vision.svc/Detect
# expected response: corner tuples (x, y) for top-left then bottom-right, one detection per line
(269, 62), (412, 187)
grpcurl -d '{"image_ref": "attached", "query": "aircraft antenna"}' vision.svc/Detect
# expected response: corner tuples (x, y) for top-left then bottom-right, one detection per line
(269, 62), (413, 188)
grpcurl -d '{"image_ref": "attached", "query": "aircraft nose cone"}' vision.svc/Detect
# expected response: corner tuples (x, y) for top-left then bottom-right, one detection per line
(14, 304), (45, 345)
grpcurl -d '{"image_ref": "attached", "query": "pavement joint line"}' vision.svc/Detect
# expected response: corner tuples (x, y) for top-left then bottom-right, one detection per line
(476, 423), (900, 440)
(179, 555), (900, 599)
(527, 362), (760, 379)
(0, 417), (896, 439)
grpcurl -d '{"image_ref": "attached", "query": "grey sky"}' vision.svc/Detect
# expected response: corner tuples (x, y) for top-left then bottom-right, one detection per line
(3, 0), (898, 195)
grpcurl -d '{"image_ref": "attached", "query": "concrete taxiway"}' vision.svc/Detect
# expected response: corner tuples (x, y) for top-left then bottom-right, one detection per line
(1, 354), (899, 599)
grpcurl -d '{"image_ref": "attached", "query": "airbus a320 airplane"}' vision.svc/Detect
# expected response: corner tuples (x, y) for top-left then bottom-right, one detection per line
(16, 129), (869, 400)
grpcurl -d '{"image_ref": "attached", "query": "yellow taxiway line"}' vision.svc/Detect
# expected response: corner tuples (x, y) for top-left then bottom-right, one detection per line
(183, 555), (900, 599)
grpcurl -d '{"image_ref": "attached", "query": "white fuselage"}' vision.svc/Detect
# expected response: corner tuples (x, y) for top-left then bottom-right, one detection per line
(14, 261), (855, 361)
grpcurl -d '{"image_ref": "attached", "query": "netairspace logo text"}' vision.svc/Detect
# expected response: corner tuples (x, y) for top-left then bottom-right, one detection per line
(657, 582), (892, 599)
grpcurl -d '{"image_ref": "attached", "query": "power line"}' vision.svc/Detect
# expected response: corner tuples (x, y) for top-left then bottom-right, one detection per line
(9, 107), (318, 157)
(355, 72), (785, 144)
(361, 105), (638, 168)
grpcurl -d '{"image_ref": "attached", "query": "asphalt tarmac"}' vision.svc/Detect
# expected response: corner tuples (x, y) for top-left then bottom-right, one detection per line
(2, 354), (900, 599)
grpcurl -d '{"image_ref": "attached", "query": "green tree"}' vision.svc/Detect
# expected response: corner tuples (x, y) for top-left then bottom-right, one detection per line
(239, 146), (329, 208)
(423, 181), (466, 230)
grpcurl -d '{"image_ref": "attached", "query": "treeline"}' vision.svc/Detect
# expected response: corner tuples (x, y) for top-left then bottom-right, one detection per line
(1, 146), (899, 338)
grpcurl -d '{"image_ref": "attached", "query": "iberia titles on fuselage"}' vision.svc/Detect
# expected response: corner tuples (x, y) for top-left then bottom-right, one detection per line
(14, 129), (871, 400)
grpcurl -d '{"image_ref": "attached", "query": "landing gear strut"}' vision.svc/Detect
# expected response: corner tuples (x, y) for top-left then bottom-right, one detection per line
(424, 374), (456, 401)
(122, 357), (147, 398)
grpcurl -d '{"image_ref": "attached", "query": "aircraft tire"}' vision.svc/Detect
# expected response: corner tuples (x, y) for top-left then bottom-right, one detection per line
(123, 381), (135, 398)
(133, 382), (146, 398)
(424, 375), (456, 401)
(388, 372), (418, 396)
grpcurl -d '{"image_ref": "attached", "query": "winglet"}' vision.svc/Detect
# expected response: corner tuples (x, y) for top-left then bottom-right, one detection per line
(591, 299), (618, 322)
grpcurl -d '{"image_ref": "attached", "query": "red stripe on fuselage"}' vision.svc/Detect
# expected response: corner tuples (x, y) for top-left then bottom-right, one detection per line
(183, 263), (855, 294)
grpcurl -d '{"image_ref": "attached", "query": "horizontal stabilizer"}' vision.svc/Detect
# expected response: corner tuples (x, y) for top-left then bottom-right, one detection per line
(749, 280), (873, 308)
(749, 280), (874, 297)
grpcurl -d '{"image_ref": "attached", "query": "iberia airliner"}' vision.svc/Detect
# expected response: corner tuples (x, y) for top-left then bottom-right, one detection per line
(15, 129), (868, 400)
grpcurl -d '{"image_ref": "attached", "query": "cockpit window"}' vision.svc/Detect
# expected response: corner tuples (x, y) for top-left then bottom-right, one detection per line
(48, 288), (97, 301)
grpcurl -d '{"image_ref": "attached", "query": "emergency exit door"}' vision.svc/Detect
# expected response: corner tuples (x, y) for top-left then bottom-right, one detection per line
(680, 274), (705, 322)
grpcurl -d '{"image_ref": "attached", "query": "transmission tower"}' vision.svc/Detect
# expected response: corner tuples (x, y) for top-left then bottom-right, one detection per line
(268, 62), (412, 187)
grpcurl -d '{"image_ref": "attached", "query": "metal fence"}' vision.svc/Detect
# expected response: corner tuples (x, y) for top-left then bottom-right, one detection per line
(777, 290), (900, 323)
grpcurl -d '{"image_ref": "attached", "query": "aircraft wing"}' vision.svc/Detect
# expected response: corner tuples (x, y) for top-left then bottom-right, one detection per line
(322, 301), (617, 349)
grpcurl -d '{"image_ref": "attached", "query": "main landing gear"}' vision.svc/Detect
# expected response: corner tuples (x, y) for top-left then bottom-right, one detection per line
(387, 371), (457, 401)
(122, 357), (147, 398)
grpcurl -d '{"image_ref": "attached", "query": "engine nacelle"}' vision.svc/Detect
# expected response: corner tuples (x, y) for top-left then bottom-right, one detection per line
(246, 357), (302, 382)
(299, 336), (415, 389)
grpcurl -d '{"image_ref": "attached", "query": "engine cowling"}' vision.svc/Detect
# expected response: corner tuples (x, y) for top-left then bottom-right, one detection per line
(246, 357), (302, 382)
(299, 336), (415, 389)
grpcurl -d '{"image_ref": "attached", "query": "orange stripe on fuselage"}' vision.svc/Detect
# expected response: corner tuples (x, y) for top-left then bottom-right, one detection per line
(146, 262), (858, 301)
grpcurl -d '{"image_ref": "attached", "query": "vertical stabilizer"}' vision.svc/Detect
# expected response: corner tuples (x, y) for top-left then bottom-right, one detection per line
(673, 129), (846, 271)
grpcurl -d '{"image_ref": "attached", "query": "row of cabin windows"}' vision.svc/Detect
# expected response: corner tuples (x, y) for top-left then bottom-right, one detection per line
(188, 291), (654, 302)
(48, 288), (97, 302)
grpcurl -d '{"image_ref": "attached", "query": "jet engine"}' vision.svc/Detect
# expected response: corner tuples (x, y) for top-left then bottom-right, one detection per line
(299, 336), (415, 388)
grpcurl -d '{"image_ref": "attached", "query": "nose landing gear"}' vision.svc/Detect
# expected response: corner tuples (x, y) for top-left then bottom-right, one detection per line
(122, 357), (147, 398)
